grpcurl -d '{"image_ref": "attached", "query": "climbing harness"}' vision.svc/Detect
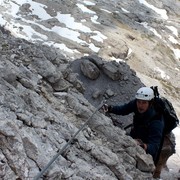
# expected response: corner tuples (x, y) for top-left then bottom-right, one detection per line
(33, 101), (104, 180)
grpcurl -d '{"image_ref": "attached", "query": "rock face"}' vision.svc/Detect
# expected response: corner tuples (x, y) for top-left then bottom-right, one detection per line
(0, 0), (180, 179)
(0, 28), (157, 180)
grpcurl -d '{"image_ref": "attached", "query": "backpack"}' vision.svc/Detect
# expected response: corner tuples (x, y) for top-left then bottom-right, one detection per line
(151, 86), (179, 135)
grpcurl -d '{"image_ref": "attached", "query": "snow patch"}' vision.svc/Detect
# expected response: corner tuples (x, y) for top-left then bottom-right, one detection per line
(138, 0), (168, 20)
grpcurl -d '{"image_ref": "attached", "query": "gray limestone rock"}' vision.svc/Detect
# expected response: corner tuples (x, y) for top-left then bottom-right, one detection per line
(0, 0), (179, 178)
(102, 61), (122, 80)
(80, 60), (100, 80)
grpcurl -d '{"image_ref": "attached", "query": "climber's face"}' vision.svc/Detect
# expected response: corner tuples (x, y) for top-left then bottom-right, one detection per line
(136, 99), (150, 113)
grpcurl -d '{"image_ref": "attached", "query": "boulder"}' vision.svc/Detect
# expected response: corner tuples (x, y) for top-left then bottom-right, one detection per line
(80, 60), (100, 80)
(102, 61), (122, 80)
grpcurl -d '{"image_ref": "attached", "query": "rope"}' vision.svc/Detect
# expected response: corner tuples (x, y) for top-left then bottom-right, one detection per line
(33, 100), (105, 180)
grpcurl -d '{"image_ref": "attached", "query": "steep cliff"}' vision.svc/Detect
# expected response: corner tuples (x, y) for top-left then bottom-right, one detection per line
(0, 0), (179, 179)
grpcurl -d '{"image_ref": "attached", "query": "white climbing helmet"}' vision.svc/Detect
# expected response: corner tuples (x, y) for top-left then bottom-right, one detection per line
(135, 87), (154, 101)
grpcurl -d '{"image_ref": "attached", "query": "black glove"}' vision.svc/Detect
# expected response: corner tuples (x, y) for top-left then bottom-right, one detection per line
(102, 104), (112, 113)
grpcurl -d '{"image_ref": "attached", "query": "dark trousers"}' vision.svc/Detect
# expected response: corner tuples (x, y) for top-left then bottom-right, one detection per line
(153, 133), (175, 178)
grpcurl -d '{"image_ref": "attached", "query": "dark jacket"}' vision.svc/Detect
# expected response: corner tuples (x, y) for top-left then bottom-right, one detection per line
(109, 99), (164, 162)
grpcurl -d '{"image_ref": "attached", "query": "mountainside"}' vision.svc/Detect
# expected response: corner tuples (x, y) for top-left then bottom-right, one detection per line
(0, 28), (156, 180)
(0, 0), (179, 179)
(1, 0), (179, 112)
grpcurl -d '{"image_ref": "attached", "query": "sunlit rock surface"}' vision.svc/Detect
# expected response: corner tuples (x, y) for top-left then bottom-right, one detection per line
(0, 0), (180, 179)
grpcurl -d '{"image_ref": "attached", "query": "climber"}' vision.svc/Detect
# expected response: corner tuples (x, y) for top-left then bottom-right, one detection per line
(102, 86), (175, 178)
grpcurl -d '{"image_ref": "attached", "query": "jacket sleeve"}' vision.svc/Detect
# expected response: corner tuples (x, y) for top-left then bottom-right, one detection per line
(146, 118), (164, 162)
(110, 99), (137, 115)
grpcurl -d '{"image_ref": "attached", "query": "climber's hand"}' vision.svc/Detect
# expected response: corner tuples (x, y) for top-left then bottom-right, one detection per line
(102, 104), (111, 113)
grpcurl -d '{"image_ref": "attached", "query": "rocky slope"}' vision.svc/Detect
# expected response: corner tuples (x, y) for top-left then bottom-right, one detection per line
(0, 28), (155, 180)
(1, 0), (179, 112)
(0, 0), (180, 179)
